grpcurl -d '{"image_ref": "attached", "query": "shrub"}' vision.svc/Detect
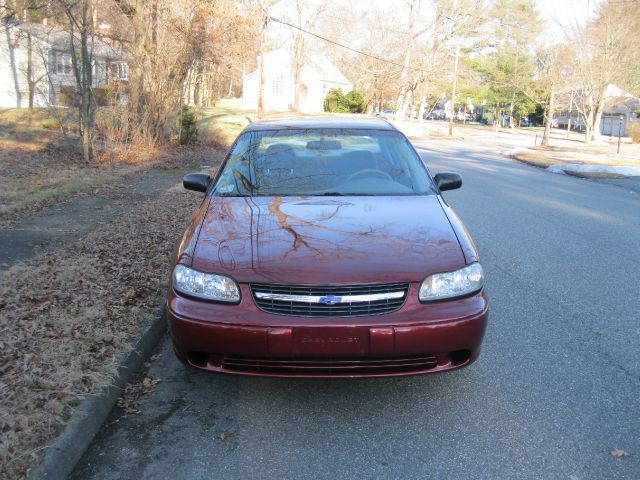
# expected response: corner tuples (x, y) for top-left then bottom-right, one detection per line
(58, 85), (117, 108)
(59, 85), (78, 107)
(41, 118), (61, 130)
(177, 106), (198, 144)
(323, 88), (350, 113)
(629, 122), (640, 144)
(92, 85), (116, 107)
(345, 90), (366, 113)
(95, 105), (129, 143)
(323, 89), (366, 113)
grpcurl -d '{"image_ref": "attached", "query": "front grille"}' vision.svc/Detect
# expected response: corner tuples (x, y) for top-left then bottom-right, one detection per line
(250, 282), (409, 317)
(222, 354), (437, 375)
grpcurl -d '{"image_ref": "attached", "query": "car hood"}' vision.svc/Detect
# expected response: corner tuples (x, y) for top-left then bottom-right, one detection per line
(191, 195), (466, 284)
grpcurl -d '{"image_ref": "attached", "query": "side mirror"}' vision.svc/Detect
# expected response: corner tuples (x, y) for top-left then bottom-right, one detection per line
(183, 173), (211, 193)
(433, 172), (462, 191)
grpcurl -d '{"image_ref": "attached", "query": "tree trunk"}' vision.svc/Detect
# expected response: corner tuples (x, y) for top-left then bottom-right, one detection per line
(394, 0), (415, 122)
(26, 23), (34, 126)
(129, 0), (146, 139)
(591, 86), (608, 142)
(257, 9), (267, 119)
(417, 93), (427, 122)
(509, 93), (515, 128)
(541, 85), (555, 147)
(65, 0), (95, 162)
(448, 40), (460, 136)
(193, 63), (203, 106)
(80, 2), (94, 162)
(584, 91), (594, 144)
(292, 34), (303, 112)
(227, 75), (234, 98)
(566, 92), (573, 135)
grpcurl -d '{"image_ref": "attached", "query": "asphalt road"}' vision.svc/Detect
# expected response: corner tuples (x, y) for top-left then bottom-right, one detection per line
(72, 140), (640, 480)
(0, 170), (187, 271)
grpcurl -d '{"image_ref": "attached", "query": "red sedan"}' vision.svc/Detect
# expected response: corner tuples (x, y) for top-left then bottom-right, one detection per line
(167, 118), (488, 377)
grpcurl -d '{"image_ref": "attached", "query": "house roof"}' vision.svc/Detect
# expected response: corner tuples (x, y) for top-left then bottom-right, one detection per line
(6, 21), (127, 61)
(305, 56), (351, 86)
(244, 47), (352, 86)
(243, 116), (396, 132)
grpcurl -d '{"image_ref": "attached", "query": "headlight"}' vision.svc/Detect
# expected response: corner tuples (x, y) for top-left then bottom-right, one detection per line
(172, 264), (240, 303)
(419, 263), (484, 302)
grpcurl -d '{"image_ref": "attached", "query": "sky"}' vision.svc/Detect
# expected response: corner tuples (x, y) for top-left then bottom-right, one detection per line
(536, 0), (601, 41)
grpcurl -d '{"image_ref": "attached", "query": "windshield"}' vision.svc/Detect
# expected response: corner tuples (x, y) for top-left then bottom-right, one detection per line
(213, 128), (435, 196)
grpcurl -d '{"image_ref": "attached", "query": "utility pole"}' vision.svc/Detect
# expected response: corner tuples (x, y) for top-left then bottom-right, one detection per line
(566, 91), (573, 136)
(448, 40), (460, 137)
(617, 115), (623, 154)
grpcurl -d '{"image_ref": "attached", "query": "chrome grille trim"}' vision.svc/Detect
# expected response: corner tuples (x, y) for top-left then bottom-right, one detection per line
(250, 282), (409, 317)
(253, 291), (405, 304)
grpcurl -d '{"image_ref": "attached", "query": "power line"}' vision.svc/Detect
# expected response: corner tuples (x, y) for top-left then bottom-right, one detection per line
(270, 12), (555, 75)
(270, 16), (492, 74)
(269, 16), (417, 72)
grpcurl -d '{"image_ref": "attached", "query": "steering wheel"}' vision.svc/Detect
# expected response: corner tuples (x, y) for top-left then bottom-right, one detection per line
(346, 169), (394, 183)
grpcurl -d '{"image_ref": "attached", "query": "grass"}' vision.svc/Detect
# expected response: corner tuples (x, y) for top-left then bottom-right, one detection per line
(0, 108), (210, 223)
(0, 165), (148, 217)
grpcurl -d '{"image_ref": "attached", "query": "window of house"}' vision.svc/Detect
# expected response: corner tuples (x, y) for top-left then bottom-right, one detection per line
(109, 63), (128, 81)
(55, 53), (64, 74)
(117, 63), (128, 80)
(53, 53), (72, 75)
(272, 74), (284, 95)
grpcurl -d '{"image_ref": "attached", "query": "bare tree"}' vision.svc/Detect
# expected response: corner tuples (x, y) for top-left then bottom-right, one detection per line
(257, 0), (269, 119)
(393, 0), (484, 123)
(55, 0), (95, 162)
(564, 0), (640, 143)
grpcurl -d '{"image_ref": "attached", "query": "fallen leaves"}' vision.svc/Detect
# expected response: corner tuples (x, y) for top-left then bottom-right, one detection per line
(611, 449), (631, 458)
(117, 377), (161, 415)
(0, 186), (201, 479)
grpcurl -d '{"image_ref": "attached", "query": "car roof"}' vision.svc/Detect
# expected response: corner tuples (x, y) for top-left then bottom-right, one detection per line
(243, 116), (398, 133)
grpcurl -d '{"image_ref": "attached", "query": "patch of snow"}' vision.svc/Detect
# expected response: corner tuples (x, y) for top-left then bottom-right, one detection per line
(504, 147), (529, 157)
(546, 163), (640, 177)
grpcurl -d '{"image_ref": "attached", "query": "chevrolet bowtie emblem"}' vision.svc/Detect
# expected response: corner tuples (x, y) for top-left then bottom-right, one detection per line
(319, 295), (342, 305)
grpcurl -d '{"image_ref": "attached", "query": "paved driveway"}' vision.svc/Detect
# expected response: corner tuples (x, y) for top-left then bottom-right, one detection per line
(72, 140), (640, 479)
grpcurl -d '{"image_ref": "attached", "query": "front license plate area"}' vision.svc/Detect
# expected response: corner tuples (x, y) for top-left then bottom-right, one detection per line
(294, 327), (369, 357)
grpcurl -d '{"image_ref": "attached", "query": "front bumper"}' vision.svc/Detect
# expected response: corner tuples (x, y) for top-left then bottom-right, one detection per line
(167, 284), (488, 378)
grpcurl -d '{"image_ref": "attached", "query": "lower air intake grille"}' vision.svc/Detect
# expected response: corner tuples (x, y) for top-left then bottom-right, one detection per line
(222, 355), (438, 375)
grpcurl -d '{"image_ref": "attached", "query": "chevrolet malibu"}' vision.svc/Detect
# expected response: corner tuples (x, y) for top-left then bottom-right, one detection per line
(167, 118), (487, 377)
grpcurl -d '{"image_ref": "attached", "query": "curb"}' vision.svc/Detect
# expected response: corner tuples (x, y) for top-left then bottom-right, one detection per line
(28, 306), (168, 480)
(508, 152), (640, 193)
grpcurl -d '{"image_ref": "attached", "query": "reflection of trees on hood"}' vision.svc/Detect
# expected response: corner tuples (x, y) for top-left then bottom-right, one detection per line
(267, 196), (373, 257)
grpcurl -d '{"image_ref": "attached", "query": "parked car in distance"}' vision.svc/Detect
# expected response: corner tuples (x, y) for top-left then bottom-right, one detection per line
(168, 117), (488, 378)
(375, 109), (395, 119)
(424, 108), (446, 121)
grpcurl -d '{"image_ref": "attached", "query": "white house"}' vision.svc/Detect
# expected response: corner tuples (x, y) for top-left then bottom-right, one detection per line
(242, 46), (352, 113)
(555, 84), (639, 136)
(0, 21), (129, 108)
